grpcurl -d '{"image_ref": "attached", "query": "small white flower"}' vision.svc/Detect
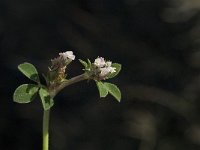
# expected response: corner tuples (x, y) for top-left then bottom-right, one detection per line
(59, 51), (75, 60)
(106, 61), (112, 67)
(94, 57), (106, 67)
(93, 57), (116, 80)
(100, 67), (111, 76)
(100, 66), (116, 76)
(108, 66), (116, 73)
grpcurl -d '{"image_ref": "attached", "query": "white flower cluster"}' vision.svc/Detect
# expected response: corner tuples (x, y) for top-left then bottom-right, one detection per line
(49, 51), (76, 83)
(94, 57), (116, 78)
(51, 51), (75, 69)
(59, 51), (75, 61)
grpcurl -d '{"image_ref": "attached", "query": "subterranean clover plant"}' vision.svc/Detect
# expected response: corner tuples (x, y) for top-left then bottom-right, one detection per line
(13, 51), (121, 150)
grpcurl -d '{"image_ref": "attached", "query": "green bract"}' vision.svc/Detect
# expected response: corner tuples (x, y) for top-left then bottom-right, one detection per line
(79, 59), (91, 71)
(13, 84), (39, 103)
(79, 59), (88, 69)
(18, 62), (40, 83)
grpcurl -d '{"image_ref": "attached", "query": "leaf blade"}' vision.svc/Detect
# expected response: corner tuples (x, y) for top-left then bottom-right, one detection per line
(18, 62), (40, 83)
(104, 82), (121, 102)
(96, 81), (108, 98)
(39, 87), (54, 110)
(13, 84), (39, 103)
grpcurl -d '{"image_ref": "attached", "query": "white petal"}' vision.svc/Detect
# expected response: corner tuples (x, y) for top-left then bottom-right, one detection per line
(106, 61), (112, 67)
(100, 67), (110, 76)
(109, 67), (116, 73)
(66, 51), (73, 55)
(94, 57), (106, 67)
(59, 51), (75, 60)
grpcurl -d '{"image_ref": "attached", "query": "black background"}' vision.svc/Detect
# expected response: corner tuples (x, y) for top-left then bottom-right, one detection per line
(1, 0), (200, 150)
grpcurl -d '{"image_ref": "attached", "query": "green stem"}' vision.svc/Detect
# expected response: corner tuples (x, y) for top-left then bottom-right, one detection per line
(49, 73), (89, 97)
(42, 73), (89, 150)
(43, 109), (50, 150)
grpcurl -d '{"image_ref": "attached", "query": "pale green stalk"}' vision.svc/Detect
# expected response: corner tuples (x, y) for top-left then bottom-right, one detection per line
(43, 110), (50, 150)
(42, 73), (89, 150)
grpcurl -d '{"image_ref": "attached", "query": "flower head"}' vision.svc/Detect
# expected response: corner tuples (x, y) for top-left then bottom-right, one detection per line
(51, 51), (75, 68)
(94, 57), (106, 68)
(106, 61), (112, 67)
(92, 57), (116, 80)
(49, 51), (76, 84)
(59, 51), (75, 61)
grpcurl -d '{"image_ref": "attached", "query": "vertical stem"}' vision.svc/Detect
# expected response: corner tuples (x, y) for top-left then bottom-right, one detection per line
(43, 109), (50, 150)
(42, 73), (88, 150)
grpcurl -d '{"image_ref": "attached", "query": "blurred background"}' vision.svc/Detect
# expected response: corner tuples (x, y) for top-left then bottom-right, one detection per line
(1, 0), (200, 149)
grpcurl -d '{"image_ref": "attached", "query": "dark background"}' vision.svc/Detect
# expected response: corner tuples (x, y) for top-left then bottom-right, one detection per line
(1, 0), (200, 150)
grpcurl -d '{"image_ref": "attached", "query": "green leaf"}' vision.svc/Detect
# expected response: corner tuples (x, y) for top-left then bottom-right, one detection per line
(79, 59), (88, 68)
(96, 81), (108, 97)
(107, 63), (122, 79)
(104, 82), (121, 102)
(13, 84), (39, 103)
(39, 87), (54, 110)
(18, 62), (40, 83)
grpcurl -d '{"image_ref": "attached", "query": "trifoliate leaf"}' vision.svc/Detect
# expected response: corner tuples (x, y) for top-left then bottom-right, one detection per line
(39, 87), (54, 110)
(13, 84), (39, 103)
(107, 63), (121, 79)
(18, 62), (40, 83)
(104, 82), (121, 102)
(96, 81), (108, 97)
